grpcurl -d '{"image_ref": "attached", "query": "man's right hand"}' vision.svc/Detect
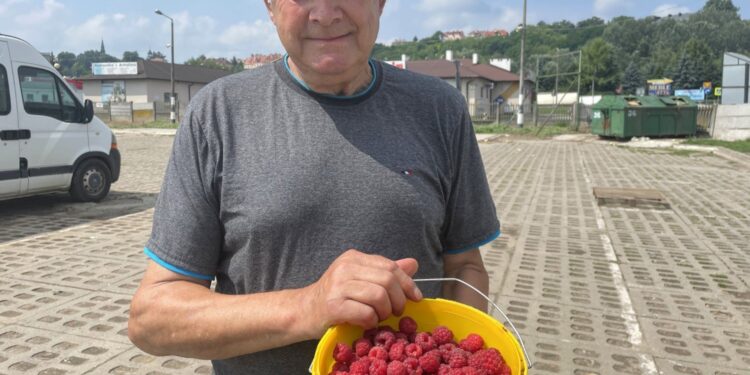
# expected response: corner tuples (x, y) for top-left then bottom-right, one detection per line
(302, 249), (423, 338)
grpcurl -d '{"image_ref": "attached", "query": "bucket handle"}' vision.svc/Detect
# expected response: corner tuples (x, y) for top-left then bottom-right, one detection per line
(413, 277), (533, 369)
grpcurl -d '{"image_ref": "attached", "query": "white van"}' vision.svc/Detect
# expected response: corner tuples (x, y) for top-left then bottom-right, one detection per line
(0, 34), (120, 202)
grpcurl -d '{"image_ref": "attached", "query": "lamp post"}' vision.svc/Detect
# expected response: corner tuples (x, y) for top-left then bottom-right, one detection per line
(155, 9), (176, 124)
(517, 0), (527, 128)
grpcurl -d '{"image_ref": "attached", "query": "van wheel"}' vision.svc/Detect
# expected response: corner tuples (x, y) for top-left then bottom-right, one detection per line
(70, 159), (112, 202)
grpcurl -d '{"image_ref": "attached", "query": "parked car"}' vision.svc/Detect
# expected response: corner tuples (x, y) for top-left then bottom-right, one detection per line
(0, 34), (120, 202)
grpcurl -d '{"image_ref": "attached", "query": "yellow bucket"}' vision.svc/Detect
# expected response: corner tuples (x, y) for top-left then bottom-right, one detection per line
(311, 296), (529, 375)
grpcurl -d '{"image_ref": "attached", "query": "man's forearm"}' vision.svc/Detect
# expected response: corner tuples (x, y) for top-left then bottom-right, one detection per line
(442, 263), (490, 312)
(129, 281), (318, 360)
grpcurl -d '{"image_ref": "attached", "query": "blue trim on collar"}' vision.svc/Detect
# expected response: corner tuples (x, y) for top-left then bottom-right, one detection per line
(144, 247), (214, 281)
(283, 54), (377, 99)
(444, 229), (501, 255)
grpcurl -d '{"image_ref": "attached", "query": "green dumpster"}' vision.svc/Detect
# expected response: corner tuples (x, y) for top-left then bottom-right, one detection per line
(591, 95), (698, 138)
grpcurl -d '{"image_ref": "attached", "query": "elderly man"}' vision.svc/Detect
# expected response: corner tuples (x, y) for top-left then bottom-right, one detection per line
(128, 0), (500, 373)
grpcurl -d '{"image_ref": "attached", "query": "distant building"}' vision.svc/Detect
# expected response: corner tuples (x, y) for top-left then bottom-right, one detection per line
(77, 60), (230, 118)
(722, 52), (750, 105)
(244, 53), (283, 70)
(441, 31), (465, 41)
(469, 29), (509, 38)
(405, 52), (533, 118)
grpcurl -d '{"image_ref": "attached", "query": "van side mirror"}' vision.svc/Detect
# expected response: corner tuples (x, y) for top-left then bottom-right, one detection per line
(82, 99), (94, 123)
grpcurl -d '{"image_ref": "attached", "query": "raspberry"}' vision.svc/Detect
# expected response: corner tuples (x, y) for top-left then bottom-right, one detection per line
(468, 349), (505, 374)
(334, 342), (354, 363)
(448, 349), (469, 368)
(370, 358), (388, 375)
(332, 361), (349, 372)
(399, 317), (418, 335)
(414, 332), (436, 351)
(432, 326), (454, 345)
(438, 364), (452, 375)
(459, 334), (484, 353)
(499, 362), (511, 375)
(389, 341), (406, 362)
(355, 338), (373, 358)
(404, 357), (420, 370)
(349, 357), (371, 375)
(387, 360), (408, 375)
(369, 346), (389, 361)
(418, 350), (441, 373)
(460, 367), (481, 375)
(376, 330), (397, 350)
(439, 343), (457, 362)
(364, 328), (379, 341)
(395, 332), (409, 343)
(404, 343), (423, 358)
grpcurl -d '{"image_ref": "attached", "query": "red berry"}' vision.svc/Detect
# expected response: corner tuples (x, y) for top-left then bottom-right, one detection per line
(459, 334), (484, 353)
(439, 343), (457, 362)
(389, 341), (407, 362)
(334, 342), (355, 363)
(414, 332), (436, 352)
(349, 358), (371, 375)
(395, 332), (409, 342)
(369, 346), (388, 362)
(405, 343), (423, 358)
(355, 338), (373, 358)
(370, 358), (388, 375)
(387, 360), (408, 375)
(438, 364), (452, 375)
(499, 362), (511, 375)
(404, 357), (420, 370)
(468, 349), (505, 374)
(331, 361), (350, 373)
(432, 326), (454, 345)
(460, 367), (481, 375)
(418, 350), (441, 373)
(448, 349), (469, 368)
(376, 330), (397, 350)
(399, 317), (418, 335)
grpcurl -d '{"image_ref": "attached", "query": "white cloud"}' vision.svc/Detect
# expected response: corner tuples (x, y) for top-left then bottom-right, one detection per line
(594, 0), (619, 12)
(112, 13), (126, 22)
(652, 4), (690, 17)
(14, 0), (62, 24)
(410, 0), (519, 32)
(0, 0), (25, 16)
(218, 19), (280, 53)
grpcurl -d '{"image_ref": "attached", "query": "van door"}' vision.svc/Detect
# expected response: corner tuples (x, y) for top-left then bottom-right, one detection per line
(0, 41), (21, 198)
(14, 65), (87, 193)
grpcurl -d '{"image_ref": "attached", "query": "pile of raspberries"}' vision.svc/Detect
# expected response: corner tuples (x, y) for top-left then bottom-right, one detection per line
(329, 316), (511, 375)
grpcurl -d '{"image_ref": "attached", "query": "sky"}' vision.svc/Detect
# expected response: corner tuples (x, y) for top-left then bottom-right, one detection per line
(1, 0), (748, 63)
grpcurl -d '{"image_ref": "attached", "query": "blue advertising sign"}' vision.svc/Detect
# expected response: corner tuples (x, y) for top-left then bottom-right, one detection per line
(674, 89), (705, 101)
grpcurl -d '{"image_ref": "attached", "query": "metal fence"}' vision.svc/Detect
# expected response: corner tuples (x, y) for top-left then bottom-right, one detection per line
(697, 103), (718, 135)
(473, 102), (593, 130)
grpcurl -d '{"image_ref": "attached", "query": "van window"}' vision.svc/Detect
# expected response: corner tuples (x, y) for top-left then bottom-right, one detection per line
(18, 66), (82, 122)
(0, 64), (9, 116)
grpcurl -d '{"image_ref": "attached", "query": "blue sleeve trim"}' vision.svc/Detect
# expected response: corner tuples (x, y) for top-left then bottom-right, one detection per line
(444, 229), (501, 255)
(144, 247), (214, 281)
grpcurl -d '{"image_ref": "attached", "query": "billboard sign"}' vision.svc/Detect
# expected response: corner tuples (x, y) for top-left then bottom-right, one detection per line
(92, 62), (138, 76)
(675, 89), (705, 101)
(647, 79), (673, 96)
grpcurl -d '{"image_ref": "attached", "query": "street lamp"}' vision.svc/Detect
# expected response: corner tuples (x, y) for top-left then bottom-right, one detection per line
(155, 9), (176, 124)
(517, 0), (527, 128)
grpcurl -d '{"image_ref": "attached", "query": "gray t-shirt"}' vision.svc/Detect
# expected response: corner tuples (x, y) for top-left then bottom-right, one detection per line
(145, 59), (500, 374)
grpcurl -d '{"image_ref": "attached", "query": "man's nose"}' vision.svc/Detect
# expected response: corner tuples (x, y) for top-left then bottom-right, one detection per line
(308, 0), (343, 26)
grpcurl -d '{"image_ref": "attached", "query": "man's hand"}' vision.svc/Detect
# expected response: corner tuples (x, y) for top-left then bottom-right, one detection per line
(303, 249), (423, 336)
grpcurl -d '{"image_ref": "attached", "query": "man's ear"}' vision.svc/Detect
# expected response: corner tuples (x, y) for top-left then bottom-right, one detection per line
(264, 0), (275, 22)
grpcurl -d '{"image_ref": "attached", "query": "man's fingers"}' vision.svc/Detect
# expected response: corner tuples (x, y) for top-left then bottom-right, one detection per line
(394, 258), (422, 302)
(338, 280), (393, 321)
(328, 299), (379, 329)
(395, 258), (418, 276)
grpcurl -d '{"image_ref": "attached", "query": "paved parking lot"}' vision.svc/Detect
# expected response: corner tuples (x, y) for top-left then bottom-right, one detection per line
(0, 132), (749, 374)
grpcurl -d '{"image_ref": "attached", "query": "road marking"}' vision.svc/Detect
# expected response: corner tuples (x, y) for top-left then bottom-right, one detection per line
(580, 157), (658, 375)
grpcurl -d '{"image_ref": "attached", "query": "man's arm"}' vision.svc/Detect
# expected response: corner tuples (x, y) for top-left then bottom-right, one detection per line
(442, 248), (490, 312)
(128, 250), (422, 360)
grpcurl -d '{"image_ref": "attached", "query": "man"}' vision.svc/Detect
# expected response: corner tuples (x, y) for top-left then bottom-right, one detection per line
(128, 0), (500, 373)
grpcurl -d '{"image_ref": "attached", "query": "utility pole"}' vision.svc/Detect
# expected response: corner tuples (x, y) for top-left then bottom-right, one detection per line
(575, 50), (582, 130)
(454, 60), (461, 95)
(554, 48), (560, 105)
(155, 9), (176, 124)
(517, 0), (527, 128)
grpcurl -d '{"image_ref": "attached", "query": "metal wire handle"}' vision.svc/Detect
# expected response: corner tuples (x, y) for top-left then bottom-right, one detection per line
(413, 277), (533, 369)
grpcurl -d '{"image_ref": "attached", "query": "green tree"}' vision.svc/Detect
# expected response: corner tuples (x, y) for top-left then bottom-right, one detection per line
(56, 51), (76, 76)
(582, 38), (617, 93)
(147, 50), (167, 61)
(702, 0), (739, 13)
(673, 54), (700, 89)
(622, 62), (643, 94)
(122, 51), (141, 62)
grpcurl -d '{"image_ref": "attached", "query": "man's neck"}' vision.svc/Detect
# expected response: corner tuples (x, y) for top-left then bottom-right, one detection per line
(287, 57), (373, 96)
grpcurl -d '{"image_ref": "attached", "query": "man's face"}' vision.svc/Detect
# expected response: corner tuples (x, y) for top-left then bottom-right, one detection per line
(266, 0), (385, 76)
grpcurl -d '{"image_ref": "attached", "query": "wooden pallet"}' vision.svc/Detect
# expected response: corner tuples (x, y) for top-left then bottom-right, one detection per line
(593, 187), (671, 209)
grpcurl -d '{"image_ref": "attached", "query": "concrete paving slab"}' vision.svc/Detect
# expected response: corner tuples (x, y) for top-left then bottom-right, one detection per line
(653, 357), (748, 375)
(628, 288), (750, 328)
(0, 325), (129, 374)
(13, 256), (143, 292)
(86, 347), (211, 375)
(0, 278), (88, 326)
